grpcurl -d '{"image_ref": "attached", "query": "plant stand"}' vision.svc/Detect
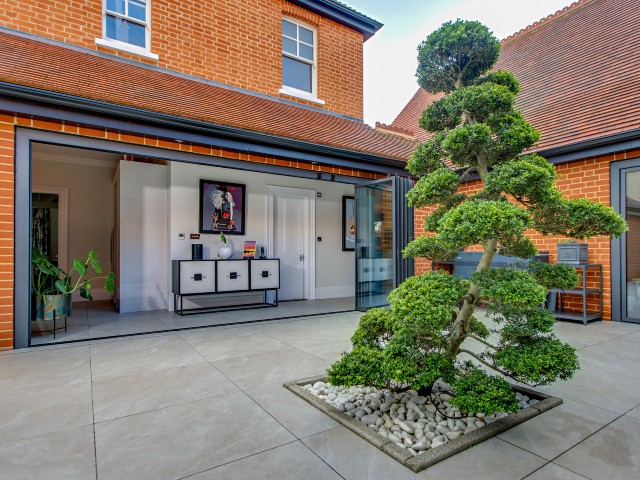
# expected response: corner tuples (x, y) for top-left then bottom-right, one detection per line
(42, 309), (67, 339)
(549, 264), (603, 325)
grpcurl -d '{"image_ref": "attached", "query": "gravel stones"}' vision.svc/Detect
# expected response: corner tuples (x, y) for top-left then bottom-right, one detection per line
(302, 380), (539, 457)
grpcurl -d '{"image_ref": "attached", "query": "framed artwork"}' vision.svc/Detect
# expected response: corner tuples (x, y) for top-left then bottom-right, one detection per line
(199, 180), (246, 235)
(342, 196), (356, 251)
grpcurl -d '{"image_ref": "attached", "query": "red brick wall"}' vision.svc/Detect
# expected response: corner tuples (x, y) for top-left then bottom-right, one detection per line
(0, 110), (384, 349)
(414, 150), (640, 321)
(0, 0), (364, 119)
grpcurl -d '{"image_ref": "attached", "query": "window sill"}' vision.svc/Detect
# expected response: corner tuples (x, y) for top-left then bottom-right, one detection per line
(279, 87), (325, 105)
(95, 38), (159, 61)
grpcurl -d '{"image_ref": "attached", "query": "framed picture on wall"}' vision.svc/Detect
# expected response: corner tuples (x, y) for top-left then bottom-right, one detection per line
(342, 196), (356, 251)
(199, 180), (246, 235)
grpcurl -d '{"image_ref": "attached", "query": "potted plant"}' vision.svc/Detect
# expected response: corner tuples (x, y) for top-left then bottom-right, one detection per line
(32, 248), (116, 321)
(217, 232), (233, 259)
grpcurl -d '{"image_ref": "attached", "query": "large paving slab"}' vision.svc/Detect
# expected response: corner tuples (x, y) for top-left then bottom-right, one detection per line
(94, 391), (295, 480)
(554, 416), (640, 479)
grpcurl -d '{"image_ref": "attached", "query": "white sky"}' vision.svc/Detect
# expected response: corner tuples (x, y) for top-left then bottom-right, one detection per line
(343, 0), (577, 125)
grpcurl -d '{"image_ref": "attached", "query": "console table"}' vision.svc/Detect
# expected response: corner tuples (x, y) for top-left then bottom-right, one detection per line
(172, 259), (280, 315)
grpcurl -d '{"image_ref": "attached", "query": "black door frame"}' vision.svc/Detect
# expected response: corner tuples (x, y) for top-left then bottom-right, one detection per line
(611, 158), (640, 323)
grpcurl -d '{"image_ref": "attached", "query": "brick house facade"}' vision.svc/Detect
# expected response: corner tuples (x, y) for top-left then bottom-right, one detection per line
(0, 0), (418, 349)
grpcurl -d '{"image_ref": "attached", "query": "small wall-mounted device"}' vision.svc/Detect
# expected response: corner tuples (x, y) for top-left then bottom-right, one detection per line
(317, 237), (322, 242)
(190, 234), (200, 239)
(178, 233), (186, 240)
(317, 192), (322, 198)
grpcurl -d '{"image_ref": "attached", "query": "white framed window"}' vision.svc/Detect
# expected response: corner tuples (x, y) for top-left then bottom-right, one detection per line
(96, 0), (157, 59)
(280, 18), (323, 103)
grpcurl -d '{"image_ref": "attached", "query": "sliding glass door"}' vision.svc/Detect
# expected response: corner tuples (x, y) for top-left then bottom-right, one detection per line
(355, 176), (414, 311)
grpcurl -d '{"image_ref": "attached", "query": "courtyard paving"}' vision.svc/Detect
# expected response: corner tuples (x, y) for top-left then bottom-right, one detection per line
(1, 310), (639, 479)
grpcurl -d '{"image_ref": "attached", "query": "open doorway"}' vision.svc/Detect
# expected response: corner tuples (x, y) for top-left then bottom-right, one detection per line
(25, 138), (358, 347)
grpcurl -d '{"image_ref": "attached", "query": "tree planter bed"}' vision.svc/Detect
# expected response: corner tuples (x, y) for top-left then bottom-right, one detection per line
(285, 375), (561, 473)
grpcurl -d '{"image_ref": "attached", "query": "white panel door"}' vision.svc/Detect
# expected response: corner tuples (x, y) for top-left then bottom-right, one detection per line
(273, 194), (306, 300)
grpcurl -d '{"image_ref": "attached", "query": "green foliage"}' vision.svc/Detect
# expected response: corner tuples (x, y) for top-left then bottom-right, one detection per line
(441, 123), (492, 167)
(417, 20), (500, 93)
(491, 305), (557, 338)
(419, 96), (462, 132)
(485, 112), (540, 164)
(497, 234), (538, 259)
(31, 248), (116, 300)
(219, 232), (228, 245)
(475, 70), (520, 94)
(450, 368), (519, 413)
(332, 19), (625, 412)
(528, 261), (580, 291)
(438, 200), (530, 248)
(492, 336), (579, 385)
(471, 268), (547, 308)
(402, 235), (459, 261)
(327, 347), (387, 388)
(454, 83), (515, 121)
(350, 308), (396, 348)
(407, 168), (460, 207)
(485, 154), (556, 204)
(388, 271), (469, 338)
(406, 133), (448, 176)
(532, 197), (628, 239)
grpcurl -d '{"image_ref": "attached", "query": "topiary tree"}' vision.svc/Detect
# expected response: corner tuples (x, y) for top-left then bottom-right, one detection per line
(328, 20), (628, 414)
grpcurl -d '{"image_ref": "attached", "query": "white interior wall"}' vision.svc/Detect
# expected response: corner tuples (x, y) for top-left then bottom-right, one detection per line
(119, 161), (169, 313)
(32, 156), (116, 301)
(168, 162), (355, 304)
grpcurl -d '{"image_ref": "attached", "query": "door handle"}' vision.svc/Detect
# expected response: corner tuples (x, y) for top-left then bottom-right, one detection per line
(299, 254), (304, 261)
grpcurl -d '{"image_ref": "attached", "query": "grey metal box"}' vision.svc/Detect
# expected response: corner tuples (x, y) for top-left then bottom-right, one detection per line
(557, 243), (588, 265)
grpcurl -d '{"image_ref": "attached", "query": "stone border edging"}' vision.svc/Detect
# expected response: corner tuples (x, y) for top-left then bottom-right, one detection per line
(284, 375), (562, 473)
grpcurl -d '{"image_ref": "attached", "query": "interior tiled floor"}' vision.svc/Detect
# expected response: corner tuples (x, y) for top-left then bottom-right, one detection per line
(2, 310), (640, 479)
(30, 297), (355, 346)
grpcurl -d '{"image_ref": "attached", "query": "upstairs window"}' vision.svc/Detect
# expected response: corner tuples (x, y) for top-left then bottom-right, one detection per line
(104, 0), (149, 49)
(282, 18), (316, 96)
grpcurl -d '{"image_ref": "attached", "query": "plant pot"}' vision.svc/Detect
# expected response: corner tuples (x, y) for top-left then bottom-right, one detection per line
(218, 245), (233, 260)
(34, 294), (70, 321)
(557, 243), (588, 265)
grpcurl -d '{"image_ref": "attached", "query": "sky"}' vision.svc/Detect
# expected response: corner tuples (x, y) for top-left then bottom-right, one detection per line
(343, 0), (576, 125)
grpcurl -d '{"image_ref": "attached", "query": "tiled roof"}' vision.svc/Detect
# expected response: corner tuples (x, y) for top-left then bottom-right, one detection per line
(391, 0), (640, 154)
(391, 89), (443, 143)
(0, 31), (416, 161)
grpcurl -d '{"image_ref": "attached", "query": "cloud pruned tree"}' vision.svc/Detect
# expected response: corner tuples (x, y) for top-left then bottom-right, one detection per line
(328, 20), (627, 413)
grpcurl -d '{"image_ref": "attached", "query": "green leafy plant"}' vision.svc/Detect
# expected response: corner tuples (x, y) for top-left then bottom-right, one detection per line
(328, 20), (627, 414)
(219, 232), (228, 245)
(32, 249), (116, 300)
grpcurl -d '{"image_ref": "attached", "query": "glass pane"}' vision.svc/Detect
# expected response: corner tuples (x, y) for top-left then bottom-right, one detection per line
(299, 44), (313, 61)
(282, 20), (297, 39)
(282, 56), (311, 92)
(106, 0), (125, 15)
(128, 0), (146, 21)
(299, 26), (313, 45)
(283, 37), (297, 55)
(106, 15), (146, 48)
(356, 180), (395, 310)
(626, 170), (640, 319)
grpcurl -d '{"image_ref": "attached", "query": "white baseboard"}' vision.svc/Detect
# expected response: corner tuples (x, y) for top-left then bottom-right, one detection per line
(315, 285), (355, 299)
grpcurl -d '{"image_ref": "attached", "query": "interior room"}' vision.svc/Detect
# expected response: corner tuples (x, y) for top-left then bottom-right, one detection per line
(30, 143), (357, 346)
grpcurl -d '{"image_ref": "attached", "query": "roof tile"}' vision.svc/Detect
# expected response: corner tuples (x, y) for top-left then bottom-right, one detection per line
(392, 0), (640, 154)
(0, 31), (417, 161)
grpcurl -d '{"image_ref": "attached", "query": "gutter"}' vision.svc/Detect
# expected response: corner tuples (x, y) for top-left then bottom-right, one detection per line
(0, 82), (408, 170)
